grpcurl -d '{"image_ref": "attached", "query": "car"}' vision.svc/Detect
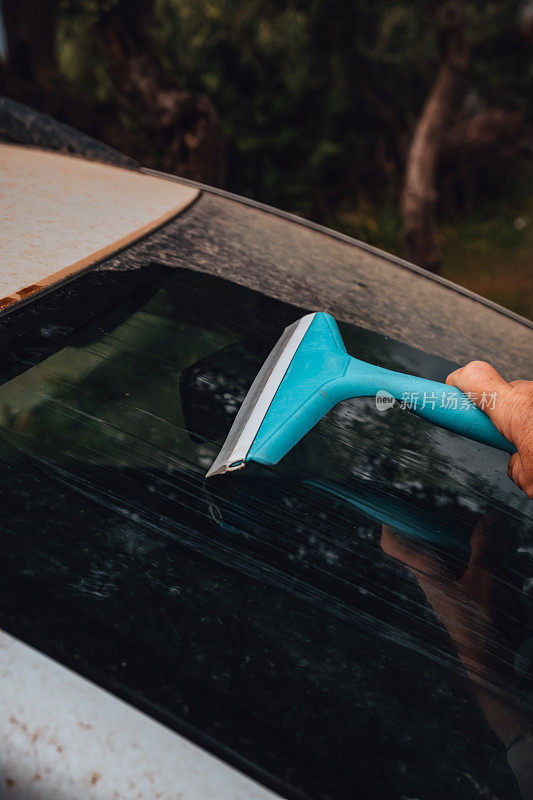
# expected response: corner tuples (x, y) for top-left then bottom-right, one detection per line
(0, 98), (532, 800)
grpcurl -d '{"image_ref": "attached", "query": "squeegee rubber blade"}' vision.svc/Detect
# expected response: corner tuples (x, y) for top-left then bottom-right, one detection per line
(206, 314), (315, 478)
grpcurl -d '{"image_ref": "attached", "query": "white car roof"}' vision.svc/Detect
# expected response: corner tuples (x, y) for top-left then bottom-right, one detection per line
(0, 629), (281, 800)
(0, 144), (198, 311)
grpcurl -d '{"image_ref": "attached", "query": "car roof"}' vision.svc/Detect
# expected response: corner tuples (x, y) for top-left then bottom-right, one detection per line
(0, 144), (198, 311)
(0, 628), (281, 800)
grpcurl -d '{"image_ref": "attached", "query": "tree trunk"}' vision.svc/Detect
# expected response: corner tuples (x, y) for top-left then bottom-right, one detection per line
(401, 1), (468, 273)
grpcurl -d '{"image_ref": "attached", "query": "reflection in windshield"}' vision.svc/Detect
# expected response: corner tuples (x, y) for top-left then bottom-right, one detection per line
(381, 516), (533, 799)
(0, 266), (531, 799)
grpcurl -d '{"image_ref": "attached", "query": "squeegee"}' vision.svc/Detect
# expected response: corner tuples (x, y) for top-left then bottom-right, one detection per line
(206, 312), (514, 478)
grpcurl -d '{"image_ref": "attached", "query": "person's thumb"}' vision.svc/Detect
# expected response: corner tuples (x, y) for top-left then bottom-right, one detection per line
(445, 360), (512, 439)
(447, 362), (533, 499)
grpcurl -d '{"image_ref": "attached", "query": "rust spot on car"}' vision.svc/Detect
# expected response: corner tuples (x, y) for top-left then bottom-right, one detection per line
(90, 772), (100, 785)
(78, 721), (93, 730)
(33, 774), (41, 781)
(0, 296), (17, 310)
(0, 284), (42, 309)
(5, 778), (16, 788)
(9, 715), (28, 733)
(16, 283), (42, 299)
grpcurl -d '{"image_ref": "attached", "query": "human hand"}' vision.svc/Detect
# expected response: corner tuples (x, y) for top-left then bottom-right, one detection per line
(446, 361), (533, 498)
(380, 515), (530, 749)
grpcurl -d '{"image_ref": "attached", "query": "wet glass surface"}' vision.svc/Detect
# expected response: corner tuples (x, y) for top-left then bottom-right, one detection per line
(0, 264), (531, 799)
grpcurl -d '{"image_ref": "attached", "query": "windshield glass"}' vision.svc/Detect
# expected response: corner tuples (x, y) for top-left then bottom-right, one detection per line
(0, 263), (531, 800)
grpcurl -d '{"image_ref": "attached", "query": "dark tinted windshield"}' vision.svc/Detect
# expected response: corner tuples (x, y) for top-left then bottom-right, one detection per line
(0, 257), (531, 799)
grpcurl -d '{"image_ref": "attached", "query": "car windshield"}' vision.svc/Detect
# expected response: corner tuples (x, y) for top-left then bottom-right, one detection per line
(0, 260), (531, 799)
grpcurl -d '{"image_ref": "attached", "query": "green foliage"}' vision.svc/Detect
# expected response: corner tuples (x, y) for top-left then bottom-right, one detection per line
(56, 13), (112, 102)
(56, 0), (532, 219)
(467, 2), (533, 116)
(148, 1), (426, 212)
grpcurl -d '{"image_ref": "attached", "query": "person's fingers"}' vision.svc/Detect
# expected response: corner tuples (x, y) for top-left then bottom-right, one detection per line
(380, 524), (407, 558)
(380, 525), (450, 582)
(508, 452), (521, 486)
(509, 453), (530, 497)
(507, 451), (533, 499)
(519, 444), (533, 499)
(466, 511), (507, 573)
(446, 364), (533, 499)
(511, 451), (533, 498)
(446, 360), (508, 394)
(446, 360), (511, 434)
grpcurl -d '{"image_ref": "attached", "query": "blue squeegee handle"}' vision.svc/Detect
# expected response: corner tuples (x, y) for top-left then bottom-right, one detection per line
(345, 358), (515, 454)
(246, 314), (515, 468)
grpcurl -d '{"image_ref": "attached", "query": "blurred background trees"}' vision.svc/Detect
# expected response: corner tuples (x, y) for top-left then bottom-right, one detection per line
(0, 0), (532, 315)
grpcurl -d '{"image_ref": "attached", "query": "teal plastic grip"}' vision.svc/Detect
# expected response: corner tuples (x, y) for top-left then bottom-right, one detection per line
(248, 312), (514, 465)
(344, 359), (514, 451)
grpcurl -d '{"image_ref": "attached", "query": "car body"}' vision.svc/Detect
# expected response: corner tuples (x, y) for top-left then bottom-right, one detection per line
(0, 107), (532, 800)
